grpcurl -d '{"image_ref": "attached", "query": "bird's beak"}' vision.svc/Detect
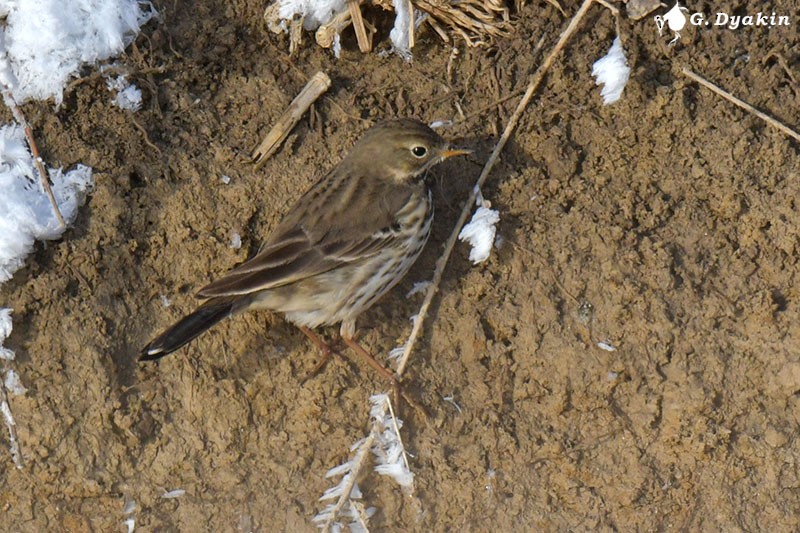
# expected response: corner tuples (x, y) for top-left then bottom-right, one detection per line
(440, 147), (472, 159)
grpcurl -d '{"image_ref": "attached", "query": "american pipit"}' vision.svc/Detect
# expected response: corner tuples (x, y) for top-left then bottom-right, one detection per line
(141, 119), (468, 382)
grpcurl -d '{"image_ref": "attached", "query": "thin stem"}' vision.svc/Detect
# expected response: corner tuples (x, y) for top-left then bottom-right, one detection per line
(682, 67), (800, 143)
(397, 0), (598, 376)
(0, 85), (66, 230)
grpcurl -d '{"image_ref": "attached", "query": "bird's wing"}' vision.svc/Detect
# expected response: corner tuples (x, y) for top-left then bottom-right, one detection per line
(197, 171), (416, 298)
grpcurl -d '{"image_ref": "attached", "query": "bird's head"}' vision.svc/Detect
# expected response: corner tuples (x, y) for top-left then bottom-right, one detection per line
(344, 119), (471, 183)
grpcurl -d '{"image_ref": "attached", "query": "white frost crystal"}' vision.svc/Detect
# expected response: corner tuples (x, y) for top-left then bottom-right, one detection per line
(0, 125), (94, 282)
(0, 0), (156, 104)
(592, 37), (630, 105)
(276, 0), (348, 31)
(0, 308), (14, 361)
(459, 206), (500, 264)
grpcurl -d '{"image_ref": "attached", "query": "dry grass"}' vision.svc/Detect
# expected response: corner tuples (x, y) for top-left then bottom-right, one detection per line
(266, 0), (556, 52)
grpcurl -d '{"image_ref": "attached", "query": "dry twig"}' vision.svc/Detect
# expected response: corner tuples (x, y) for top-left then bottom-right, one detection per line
(316, 11), (353, 49)
(682, 67), (800, 143)
(317, 393), (412, 532)
(252, 71), (332, 167)
(131, 116), (162, 156)
(593, 0), (618, 15)
(348, 0), (372, 52)
(398, 0), (599, 375)
(319, 431), (377, 533)
(544, 0), (566, 16)
(0, 85), (66, 230)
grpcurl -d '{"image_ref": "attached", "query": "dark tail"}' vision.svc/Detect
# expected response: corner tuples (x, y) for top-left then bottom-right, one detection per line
(140, 299), (235, 361)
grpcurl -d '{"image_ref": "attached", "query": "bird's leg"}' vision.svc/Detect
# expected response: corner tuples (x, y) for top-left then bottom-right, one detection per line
(341, 335), (396, 382)
(299, 326), (336, 382)
(341, 335), (427, 416)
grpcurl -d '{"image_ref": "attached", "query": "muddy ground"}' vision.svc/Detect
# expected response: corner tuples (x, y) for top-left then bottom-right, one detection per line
(2, 0), (800, 530)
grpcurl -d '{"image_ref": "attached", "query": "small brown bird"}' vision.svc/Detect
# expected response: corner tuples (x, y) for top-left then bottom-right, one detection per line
(141, 119), (469, 373)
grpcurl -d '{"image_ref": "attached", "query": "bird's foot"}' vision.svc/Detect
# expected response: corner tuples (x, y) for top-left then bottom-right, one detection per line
(298, 326), (337, 384)
(342, 335), (428, 418)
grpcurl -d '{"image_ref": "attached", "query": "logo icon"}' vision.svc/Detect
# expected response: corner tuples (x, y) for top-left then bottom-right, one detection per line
(654, 2), (690, 44)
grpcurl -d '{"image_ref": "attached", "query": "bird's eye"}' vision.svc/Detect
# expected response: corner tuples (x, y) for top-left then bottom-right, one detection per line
(411, 145), (427, 158)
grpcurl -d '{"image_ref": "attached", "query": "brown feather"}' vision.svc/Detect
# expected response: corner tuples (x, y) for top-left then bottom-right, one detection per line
(198, 169), (420, 298)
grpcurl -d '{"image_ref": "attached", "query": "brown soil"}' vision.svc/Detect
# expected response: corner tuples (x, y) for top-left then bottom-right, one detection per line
(2, 0), (800, 530)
